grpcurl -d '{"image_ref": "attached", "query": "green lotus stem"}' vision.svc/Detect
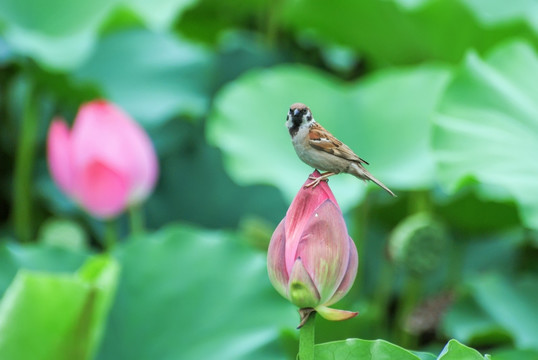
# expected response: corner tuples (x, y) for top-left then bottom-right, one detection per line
(264, 0), (282, 46)
(394, 275), (421, 348)
(352, 192), (370, 296)
(447, 240), (462, 287)
(13, 83), (38, 243)
(104, 220), (118, 250)
(409, 190), (431, 214)
(298, 310), (316, 360)
(372, 261), (394, 337)
(128, 204), (145, 236)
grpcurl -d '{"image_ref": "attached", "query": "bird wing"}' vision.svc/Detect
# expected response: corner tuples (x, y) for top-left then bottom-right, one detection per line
(308, 123), (369, 165)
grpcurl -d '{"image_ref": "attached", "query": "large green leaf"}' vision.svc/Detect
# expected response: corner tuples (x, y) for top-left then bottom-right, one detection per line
(0, 0), (202, 69)
(464, 0), (538, 33)
(436, 191), (520, 233)
(459, 231), (521, 276)
(433, 40), (538, 229)
(123, 0), (197, 31)
(0, 256), (119, 360)
(415, 352), (437, 360)
(437, 339), (489, 359)
(444, 269), (538, 351)
(442, 296), (511, 346)
(175, 0), (270, 44)
(491, 348), (538, 360)
(315, 338), (490, 359)
(96, 224), (296, 360)
(315, 338), (422, 360)
(0, 0), (119, 69)
(207, 64), (450, 209)
(145, 122), (287, 228)
(74, 29), (215, 127)
(281, 0), (538, 67)
(469, 274), (538, 350)
(0, 241), (88, 296)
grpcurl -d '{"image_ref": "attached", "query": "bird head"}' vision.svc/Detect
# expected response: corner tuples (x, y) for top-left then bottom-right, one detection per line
(286, 103), (313, 130)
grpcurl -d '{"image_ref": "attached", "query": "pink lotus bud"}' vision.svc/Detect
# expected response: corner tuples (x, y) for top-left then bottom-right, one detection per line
(47, 100), (158, 218)
(267, 171), (358, 321)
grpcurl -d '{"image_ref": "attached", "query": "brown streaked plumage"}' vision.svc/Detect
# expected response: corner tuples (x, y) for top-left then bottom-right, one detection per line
(286, 102), (396, 197)
(308, 122), (369, 165)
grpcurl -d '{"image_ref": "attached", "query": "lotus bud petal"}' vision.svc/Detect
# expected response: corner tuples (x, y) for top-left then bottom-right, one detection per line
(48, 119), (75, 195)
(316, 306), (358, 321)
(325, 236), (359, 306)
(267, 171), (358, 322)
(47, 100), (159, 218)
(267, 219), (288, 299)
(288, 257), (320, 308)
(295, 200), (349, 304)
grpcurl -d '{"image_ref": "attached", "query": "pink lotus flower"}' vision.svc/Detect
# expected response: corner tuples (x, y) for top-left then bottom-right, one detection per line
(267, 171), (358, 322)
(47, 100), (158, 218)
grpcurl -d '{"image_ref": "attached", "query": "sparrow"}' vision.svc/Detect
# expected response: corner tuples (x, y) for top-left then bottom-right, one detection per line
(286, 102), (396, 197)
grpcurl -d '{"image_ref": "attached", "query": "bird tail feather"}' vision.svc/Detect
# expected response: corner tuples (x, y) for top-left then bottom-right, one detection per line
(350, 163), (396, 197)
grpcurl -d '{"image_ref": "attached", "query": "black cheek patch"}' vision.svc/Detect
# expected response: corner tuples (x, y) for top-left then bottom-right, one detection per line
(307, 115), (312, 121)
(289, 126), (299, 137)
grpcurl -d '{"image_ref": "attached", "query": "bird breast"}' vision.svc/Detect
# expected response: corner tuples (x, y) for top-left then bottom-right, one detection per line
(292, 126), (348, 173)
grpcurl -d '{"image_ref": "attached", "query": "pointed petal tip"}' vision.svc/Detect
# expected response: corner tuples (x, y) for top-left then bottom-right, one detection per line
(298, 170), (339, 209)
(82, 99), (113, 110)
(315, 305), (358, 321)
(310, 170), (322, 178)
(50, 116), (67, 125)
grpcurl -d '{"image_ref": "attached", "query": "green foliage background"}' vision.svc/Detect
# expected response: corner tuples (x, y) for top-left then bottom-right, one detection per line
(1, 0), (537, 359)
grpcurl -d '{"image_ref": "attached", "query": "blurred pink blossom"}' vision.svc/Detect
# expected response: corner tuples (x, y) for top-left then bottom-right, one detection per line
(267, 171), (358, 321)
(47, 100), (158, 218)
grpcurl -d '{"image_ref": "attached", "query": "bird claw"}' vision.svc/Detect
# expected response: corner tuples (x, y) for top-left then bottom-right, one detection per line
(304, 179), (320, 188)
(304, 176), (328, 189)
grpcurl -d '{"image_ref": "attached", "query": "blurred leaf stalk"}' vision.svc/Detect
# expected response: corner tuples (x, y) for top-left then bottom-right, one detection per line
(12, 74), (38, 242)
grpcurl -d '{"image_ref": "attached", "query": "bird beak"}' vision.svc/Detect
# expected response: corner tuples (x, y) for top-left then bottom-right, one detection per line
(293, 109), (300, 117)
